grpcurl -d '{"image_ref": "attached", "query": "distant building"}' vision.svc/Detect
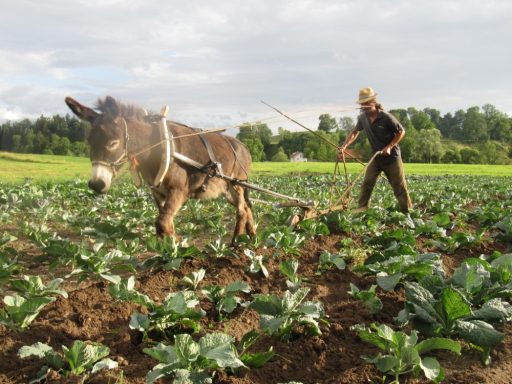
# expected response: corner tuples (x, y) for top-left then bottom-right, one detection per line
(290, 151), (307, 162)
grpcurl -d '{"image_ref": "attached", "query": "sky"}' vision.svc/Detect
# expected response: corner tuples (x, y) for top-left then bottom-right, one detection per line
(0, 0), (511, 134)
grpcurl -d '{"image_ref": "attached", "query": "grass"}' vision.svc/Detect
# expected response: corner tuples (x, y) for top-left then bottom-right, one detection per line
(0, 151), (511, 184)
(252, 161), (512, 177)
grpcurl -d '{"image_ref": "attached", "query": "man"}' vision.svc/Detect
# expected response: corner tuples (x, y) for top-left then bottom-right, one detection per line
(338, 87), (412, 212)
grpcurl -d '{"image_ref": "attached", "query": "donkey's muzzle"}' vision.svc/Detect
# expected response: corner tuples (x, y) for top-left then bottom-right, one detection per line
(88, 179), (107, 194)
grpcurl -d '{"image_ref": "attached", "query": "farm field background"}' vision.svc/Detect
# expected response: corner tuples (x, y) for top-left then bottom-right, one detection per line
(0, 151), (511, 383)
(1, 151), (512, 184)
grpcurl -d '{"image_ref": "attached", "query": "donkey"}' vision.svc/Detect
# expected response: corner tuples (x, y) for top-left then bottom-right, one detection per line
(65, 96), (256, 243)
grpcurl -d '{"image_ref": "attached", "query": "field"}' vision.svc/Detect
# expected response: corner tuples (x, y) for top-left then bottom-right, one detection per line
(2, 151), (512, 184)
(0, 155), (512, 383)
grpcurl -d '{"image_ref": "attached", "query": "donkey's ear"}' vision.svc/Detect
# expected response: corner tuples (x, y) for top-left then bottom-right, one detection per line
(103, 96), (120, 119)
(65, 97), (99, 123)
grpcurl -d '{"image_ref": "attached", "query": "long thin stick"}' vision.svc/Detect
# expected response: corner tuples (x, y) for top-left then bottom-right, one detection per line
(261, 101), (339, 148)
(261, 100), (368, 167)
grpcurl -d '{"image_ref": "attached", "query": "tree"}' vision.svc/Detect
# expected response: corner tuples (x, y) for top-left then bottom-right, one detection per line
(479, 141), (511, 165)
(338, 116), (355, 132)
(411, 128), (444, 163)
(237, 122), (273, 159)
(240, 138), (265, 162)
(399, 125), (417, 162)
(389, 109), (415, 132)
(460, 147), (482, 164)
(423, 108), (442, 128)
(442, 149), (461, 164)
(482, 104), (512, 142)
(462, 107), (488, 143)
(407, 108), (436, 130)
(271, 147), (288, 162)
(318, 114), (338, 132)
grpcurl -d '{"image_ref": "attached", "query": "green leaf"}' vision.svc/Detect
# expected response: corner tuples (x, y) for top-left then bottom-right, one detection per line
(352, 324), (388, 351)
(225, 280), (251, 294)
(241, 347), (274, 368)
(375, 355), (399, 373)
(199, 333), (244, 368)
(174, 368), (212, 384)
(18, 342), (55, 359)
(420, 356), (441, 381)
(376, 273), (402, 291)
(415, 338), (461, 355)
(143, 343), (180, 365)
(91, 358), (118, 373)
(472, 298), (512, 322)
(175, 334), (200, 363)
(129, 312), (150, 331)
(455, 319), (505, 348)
(440, 287), (471, 325)
(250, 294), (282, 316)
(433, 213), (451, 227)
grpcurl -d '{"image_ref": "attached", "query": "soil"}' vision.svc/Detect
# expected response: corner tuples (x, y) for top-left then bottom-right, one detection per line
(1, 231), (512, 384)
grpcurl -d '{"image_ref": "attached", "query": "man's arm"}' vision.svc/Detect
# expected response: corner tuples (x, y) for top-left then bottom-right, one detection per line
(381, 129), (405, 156)
(339, 128), (360, 152)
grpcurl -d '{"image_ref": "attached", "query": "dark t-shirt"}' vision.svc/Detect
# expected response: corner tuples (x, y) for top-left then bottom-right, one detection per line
(355, 111), (404, 163)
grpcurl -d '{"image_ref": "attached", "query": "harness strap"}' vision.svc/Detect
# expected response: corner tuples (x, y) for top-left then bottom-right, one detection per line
(199, 134), (219, 169)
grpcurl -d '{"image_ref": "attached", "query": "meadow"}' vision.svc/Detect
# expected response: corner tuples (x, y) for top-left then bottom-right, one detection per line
(1, 151), (511, 184)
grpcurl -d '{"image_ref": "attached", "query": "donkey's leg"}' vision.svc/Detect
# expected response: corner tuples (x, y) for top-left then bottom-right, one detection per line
(225, 184), (250, 244)
(243, 188), (256, 237)
(226, 184), (256, 244)
(155, 189), (186, 238)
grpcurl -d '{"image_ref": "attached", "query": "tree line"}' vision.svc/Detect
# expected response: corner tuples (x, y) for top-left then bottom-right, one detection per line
(0, 104), (511, 164)
(237, 104), (512, 164)
(0, 115), (89, 156)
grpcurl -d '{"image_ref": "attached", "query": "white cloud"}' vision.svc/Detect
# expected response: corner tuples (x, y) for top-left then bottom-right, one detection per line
(0, 0), (511, 129)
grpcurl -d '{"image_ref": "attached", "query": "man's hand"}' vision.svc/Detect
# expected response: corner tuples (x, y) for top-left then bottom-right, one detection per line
(337, 145), (347, 160)
(381, 146), (392, 156)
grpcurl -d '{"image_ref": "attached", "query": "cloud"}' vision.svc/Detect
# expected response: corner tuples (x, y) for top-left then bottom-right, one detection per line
(0, 0), (511, 128)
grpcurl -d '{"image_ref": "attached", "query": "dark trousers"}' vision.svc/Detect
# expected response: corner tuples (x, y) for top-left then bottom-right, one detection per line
(359, 156), (412, 212)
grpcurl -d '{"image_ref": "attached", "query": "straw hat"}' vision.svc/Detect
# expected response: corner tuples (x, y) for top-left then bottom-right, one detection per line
(357, 87), (378, 104)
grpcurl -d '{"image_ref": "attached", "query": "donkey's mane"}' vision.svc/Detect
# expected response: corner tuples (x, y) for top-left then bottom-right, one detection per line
(95, 97), (147, 121)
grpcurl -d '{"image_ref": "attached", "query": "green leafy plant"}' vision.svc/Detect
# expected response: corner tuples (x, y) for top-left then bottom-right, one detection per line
(265, 227), (305, 257)
(250, 287), (325, 340)
(142, 236), (200, 270)
(143, 333), (245, 383)
(67, 242), (134, 284)
(279, 259), (302, 291)
(0, 294), (55, 330)
(0, 232), (22, 282)
(355, 252), (444, 292)
(181, 269), (206, 290)
(18, 340), (117, 382)
(237, 330), (274, 368)
(202, 281), (251, 319)
(396, 281), (507, 364)
(244, 249), (269, 278)
(205, 239), (233, 258)
(352, 323), (460, 384)
(296, 218), (330, 237)
(348, 283), (383, 314)
(109, 277), (205, 341)
(316, 251), (346, 275)
(494, 215), (512, 243)
(9, 275), (68, 299)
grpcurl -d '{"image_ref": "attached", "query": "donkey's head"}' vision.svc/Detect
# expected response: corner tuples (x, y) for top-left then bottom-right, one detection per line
(65, 96), (140, 194)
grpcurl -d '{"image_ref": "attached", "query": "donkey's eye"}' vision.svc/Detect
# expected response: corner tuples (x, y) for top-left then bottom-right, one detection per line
(106, 140), (120, 151)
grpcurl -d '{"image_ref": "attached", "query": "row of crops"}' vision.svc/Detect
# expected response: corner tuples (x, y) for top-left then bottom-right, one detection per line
(0, 174), (511, 383)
